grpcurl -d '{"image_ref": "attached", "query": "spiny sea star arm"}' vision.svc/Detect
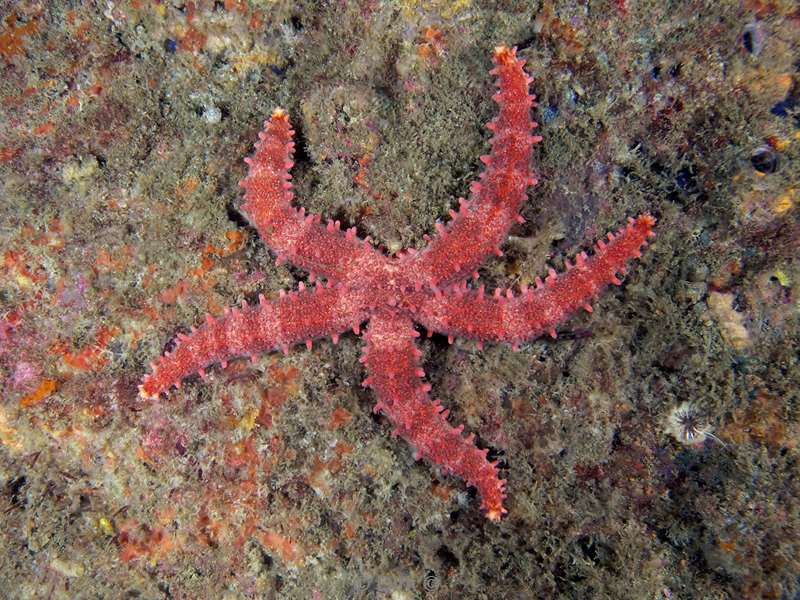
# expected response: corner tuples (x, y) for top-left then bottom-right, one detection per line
(139, 283), (369, 398)
(406, 215), (656, 345)
(361, 309), (507, 520)
(401, 46), (540, 288)
(239, 109), (386, 282)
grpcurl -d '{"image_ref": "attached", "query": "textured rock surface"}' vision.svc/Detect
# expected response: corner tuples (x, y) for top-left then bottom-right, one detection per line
(1, 2), (798, 598)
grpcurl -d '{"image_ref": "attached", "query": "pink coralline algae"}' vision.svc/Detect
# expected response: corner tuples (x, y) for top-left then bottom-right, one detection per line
(140, 46), (656, 520)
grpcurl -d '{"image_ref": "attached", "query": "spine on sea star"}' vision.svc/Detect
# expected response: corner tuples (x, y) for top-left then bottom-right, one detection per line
(362, 311), (507, 520)
(239, 108), (382, 281)
(406, 46), (541, 288)
(139, 283), (369, 398)
(407, 214), (656, 344)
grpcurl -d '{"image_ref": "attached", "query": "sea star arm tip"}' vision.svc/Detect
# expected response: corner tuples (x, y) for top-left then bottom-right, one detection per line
(239, 109), (387, 283)
(363, 311), (509, 519)
(404, 45), (540, 289)
(139, 284), (370, 399)
(406, 213), (656, 345)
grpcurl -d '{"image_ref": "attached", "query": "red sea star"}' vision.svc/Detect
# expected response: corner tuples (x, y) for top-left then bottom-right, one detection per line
(139, 46), (656, 520)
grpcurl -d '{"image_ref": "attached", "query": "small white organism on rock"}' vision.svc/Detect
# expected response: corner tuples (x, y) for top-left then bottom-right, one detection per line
(665, 402), (726, 447)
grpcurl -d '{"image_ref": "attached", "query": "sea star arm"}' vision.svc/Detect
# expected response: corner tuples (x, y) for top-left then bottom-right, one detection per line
(239, 108), (386, 282)
(401, 46), (540, 288)
(362, 309), (507, 520)
(139, 283), (369, 398)
(406, 215), (656, 345)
